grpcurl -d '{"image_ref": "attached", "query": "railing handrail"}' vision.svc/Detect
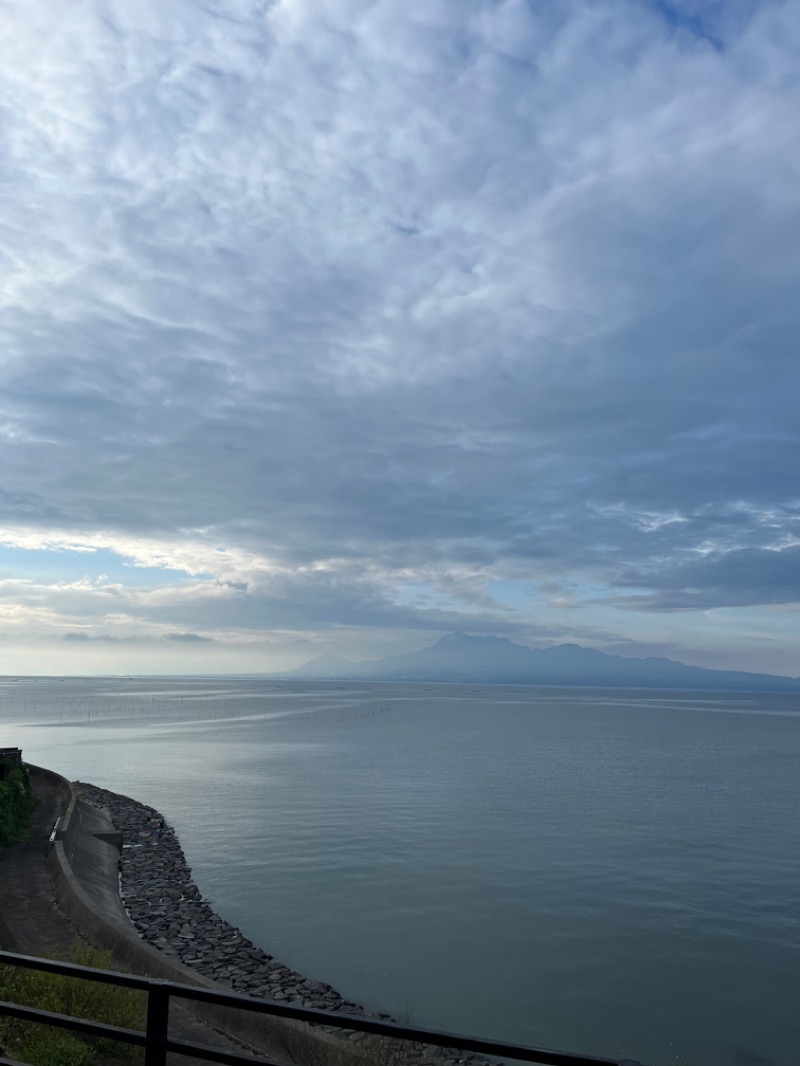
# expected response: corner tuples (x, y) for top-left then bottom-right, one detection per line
(0, 949), (644, 1066)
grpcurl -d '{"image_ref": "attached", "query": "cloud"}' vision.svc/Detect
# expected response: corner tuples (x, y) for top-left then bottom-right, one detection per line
(612, 543), (800, 609)
(0, 0), (798, 671)
(59, 629), (213, 644)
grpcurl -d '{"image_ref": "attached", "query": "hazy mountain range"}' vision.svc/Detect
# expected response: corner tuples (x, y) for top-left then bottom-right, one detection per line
(283, 633), (800, 692)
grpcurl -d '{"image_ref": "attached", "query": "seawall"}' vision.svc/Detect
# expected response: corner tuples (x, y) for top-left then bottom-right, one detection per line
(38, 768), (472, 1066)
(73, 780), (370, 1015)
(38, 767), (341, 1063)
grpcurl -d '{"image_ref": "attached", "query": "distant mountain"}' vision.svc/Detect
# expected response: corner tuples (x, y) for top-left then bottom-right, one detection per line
(286, 652), (357, 678)
(282, 632), (800, 691)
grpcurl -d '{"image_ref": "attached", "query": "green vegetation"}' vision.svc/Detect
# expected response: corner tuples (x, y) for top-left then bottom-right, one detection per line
(0, 944), (146, 1066)
(0, 762), (37, 848)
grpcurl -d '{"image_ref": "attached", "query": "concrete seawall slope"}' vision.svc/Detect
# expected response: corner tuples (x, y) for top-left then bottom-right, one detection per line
(21, 767), (476, 1066)
(40, 768), (321, 1063)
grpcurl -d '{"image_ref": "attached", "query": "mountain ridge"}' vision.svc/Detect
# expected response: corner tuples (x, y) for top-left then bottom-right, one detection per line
(282, 632), (800, 691)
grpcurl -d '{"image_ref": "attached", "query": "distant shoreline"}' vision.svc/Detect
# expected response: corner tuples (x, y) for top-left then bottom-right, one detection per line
(276, 633), (800, 693)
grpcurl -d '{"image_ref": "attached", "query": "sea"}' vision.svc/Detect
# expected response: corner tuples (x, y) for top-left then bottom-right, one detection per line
(1, 677), (798, 1066)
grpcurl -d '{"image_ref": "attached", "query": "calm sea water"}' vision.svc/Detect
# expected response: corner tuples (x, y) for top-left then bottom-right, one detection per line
(1, 678), (799, 1066)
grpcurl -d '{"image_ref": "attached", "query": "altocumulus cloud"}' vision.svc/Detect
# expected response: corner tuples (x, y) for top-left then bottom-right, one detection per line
(0, 0), (799, 673)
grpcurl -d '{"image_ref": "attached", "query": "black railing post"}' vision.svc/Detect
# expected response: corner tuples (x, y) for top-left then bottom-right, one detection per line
(144, 979), (170, 1066)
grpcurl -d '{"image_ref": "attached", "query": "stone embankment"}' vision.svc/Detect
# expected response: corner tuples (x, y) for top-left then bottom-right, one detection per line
(74, 782), (491, 1066)
(75, 781), (369, 1021)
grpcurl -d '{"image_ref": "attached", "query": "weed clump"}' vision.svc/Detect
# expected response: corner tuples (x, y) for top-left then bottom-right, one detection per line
(0, 944), (146, 1066)
(0, 763), (37, 848)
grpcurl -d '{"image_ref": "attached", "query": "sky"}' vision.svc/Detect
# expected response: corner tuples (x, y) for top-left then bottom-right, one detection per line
(1, 0), (799, 677)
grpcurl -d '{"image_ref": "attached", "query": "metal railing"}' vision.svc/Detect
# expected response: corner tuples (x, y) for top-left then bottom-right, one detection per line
(0, 950), (644, 1066)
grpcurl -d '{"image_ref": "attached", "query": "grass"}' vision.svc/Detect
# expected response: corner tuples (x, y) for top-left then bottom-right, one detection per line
(0, 763), (37, 848)
(0, 943), (146, 1066)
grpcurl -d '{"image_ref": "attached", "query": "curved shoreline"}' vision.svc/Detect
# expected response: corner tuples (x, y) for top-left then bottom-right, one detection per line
(44, 770), (487, 1066)
(75, 780), (375, 1024)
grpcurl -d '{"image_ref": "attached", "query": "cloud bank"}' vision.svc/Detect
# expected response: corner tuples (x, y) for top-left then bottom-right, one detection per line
(1, 0), (799, 673)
